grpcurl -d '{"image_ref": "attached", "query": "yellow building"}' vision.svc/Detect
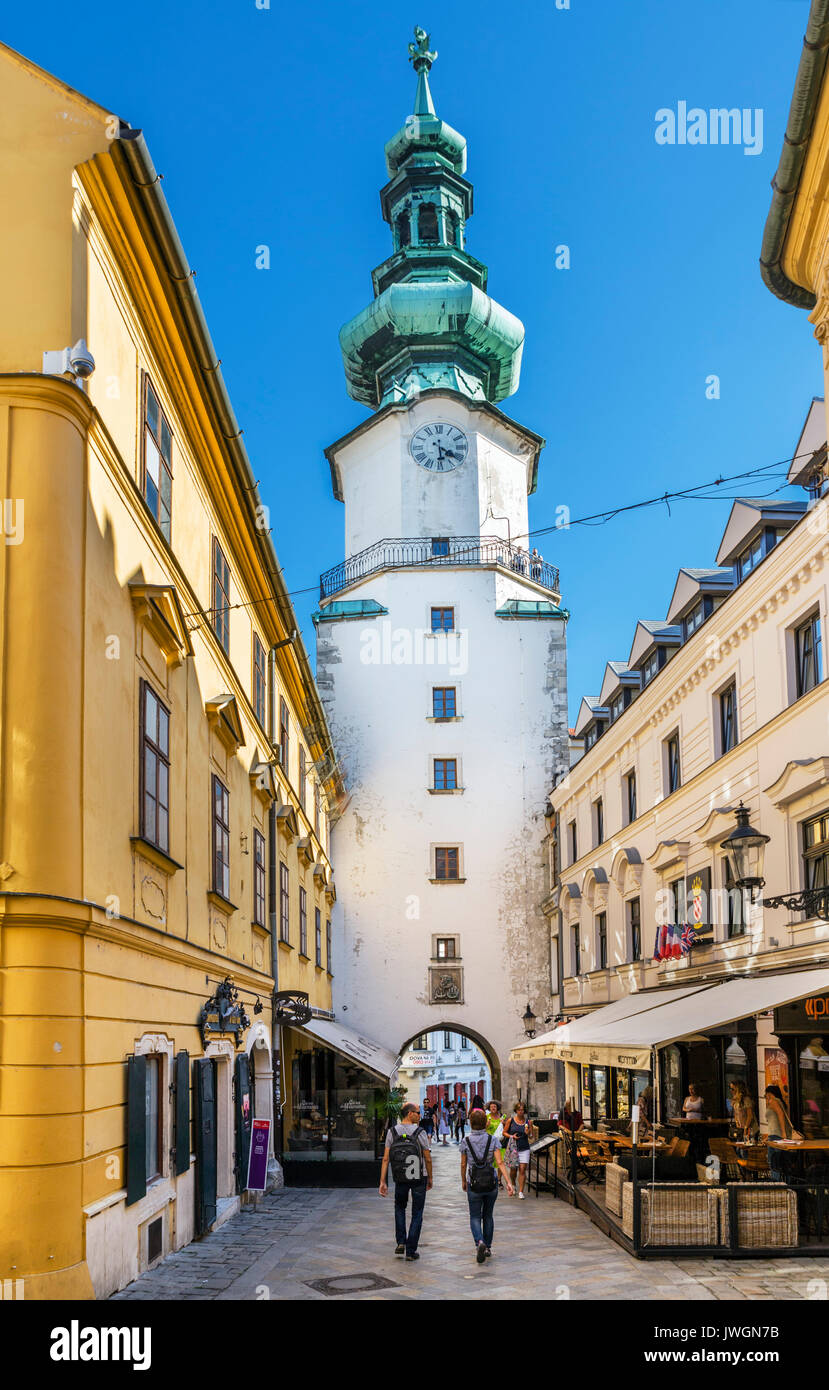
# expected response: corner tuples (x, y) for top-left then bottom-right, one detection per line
(0, 42), (346, 1299)
(761, 0), (829, 436)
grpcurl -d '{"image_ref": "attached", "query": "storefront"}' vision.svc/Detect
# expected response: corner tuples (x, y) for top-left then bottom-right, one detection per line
(280, 1016), (398, 1186)
(511, 969), (829, 1133)
(772, 990), (829, 1139)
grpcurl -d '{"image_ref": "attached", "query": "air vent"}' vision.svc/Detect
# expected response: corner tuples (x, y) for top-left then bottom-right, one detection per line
(147, 1217), (162, 1265)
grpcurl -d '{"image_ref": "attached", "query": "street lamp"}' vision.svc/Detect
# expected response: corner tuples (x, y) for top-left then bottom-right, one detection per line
(522, 1002), (537, 1039)
(719, 802), (770, 901)
(720, 802), (829, 922)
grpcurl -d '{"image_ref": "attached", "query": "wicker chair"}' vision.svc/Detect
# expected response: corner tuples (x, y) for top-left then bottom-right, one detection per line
(622, 1182), (719, 1246)
(709, 1138), (744, 1182)
(716, 1183), (798, 1248)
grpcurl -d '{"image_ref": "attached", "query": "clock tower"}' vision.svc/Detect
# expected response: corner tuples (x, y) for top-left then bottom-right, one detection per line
(316, 30), (570, 1108)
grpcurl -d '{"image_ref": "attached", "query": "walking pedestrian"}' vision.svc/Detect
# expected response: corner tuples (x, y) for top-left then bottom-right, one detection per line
(503, 1101), (536, 1199)
(421, 1104), (435, 1141)
(379, 1102), (433, 1261)
(437, 1104), (451, 1145)
(470, 1094), (486, 1113)
(461, 1108), (514, 1262)
(485, 1101), (504, 1187)
(454, 1098), (467, 1142)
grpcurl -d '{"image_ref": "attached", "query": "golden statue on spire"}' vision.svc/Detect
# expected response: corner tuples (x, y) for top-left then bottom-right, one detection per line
(408, 26), (437, 72)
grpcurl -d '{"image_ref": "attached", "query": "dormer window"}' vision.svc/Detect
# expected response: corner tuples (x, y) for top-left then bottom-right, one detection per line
(736, 534), (764, 581)
(584, 719), (606, 750)
(610, 692), (624, 721)
(418, 202), (439, 245)
(684, 599), (705, 638)
(642, 650), (658, 685)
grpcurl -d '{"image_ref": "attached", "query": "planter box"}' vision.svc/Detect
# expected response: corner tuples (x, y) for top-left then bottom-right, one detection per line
(622, 1182), (719, 1246)
(715, 1183), (798, 1248)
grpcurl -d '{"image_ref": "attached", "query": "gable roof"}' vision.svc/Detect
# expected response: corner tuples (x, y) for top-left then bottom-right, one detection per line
(715, 498), (808, 566)
(627, 620), (682, 670)
(598, 661), (641, 706)
(573, 696), (608, 738)
(789, 396), (827, 487)
(665, 567), (735, 625)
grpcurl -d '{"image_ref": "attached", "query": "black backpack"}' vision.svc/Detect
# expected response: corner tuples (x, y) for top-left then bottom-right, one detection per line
(465, 1135), (497, 1193)
(388, 1124), (425, 1183)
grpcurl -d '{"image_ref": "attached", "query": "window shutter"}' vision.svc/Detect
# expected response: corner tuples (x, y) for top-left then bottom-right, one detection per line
(126, 1054), (147, 1206)
(234, 1053), (252, 1193)
(194, 1058), (217, 1234)
(175, 1050), (190, 1176)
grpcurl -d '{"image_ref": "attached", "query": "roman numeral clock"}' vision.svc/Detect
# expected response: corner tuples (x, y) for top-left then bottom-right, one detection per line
(410, 423), (469, 472)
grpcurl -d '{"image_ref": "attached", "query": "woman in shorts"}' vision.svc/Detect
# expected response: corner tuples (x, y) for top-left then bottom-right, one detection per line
(503, 1101), (536, 1199)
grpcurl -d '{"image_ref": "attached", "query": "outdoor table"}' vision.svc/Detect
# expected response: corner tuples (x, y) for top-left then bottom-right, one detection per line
(611, 1135), (666, 1150)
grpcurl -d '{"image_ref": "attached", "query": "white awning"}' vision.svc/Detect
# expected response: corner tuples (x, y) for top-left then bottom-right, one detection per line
(510, 969), (829, 1069)
(294, 1015), (399, 1082)
(510, 985), (708, 1068)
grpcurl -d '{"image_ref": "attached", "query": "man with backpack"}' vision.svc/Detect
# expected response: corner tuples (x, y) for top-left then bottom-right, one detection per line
(460, 1108), (514, 1263)
(378, 1102), (433, 1260)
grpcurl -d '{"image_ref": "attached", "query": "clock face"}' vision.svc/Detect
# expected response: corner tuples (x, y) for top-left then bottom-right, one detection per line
(409, 423), (469, 472)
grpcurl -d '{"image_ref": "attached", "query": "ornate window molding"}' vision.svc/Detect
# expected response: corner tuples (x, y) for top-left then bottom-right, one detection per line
(205, 695), (245, 753)
(129, 582), (193, 668)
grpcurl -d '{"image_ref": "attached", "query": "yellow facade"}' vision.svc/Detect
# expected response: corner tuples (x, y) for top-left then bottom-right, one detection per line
(0, 43), (340, 1299)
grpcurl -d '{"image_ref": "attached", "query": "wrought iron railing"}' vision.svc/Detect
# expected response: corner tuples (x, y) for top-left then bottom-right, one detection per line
(319, 536), (560, 601)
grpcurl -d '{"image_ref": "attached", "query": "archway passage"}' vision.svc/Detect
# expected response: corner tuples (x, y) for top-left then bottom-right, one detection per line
(397, 1025), (498, 1120)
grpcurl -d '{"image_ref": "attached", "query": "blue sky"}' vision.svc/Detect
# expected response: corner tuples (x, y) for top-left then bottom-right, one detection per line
(6, 0), (821, 721)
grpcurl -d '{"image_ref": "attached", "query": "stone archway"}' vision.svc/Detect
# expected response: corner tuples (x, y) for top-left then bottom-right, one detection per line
(398, 1022), (502, 1103)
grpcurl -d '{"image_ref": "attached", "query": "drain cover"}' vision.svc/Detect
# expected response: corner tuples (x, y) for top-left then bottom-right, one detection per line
(304, 1273), (401, 1297)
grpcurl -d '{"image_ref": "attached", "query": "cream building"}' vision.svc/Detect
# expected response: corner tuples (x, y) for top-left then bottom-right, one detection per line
(519, 401), (829, 1134)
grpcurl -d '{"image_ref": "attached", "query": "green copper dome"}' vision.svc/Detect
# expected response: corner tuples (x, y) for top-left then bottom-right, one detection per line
(338, 27), (525, 410)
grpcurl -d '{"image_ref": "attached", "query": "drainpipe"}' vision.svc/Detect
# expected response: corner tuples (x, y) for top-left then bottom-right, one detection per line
(268, 643), (283, 1183)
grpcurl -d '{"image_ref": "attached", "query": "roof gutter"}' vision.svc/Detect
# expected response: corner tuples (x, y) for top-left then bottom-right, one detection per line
(760, 0), (829, 308)
(110, 128), (343, 800)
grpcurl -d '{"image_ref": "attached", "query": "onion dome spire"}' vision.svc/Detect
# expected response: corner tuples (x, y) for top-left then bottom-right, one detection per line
(338, 28), (525, 410)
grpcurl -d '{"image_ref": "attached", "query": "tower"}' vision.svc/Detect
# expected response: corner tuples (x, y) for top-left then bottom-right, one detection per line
(316, 30), (569, 1106)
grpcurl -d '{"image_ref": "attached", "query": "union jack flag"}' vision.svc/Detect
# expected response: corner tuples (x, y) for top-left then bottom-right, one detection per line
(680, 923), (697, 955)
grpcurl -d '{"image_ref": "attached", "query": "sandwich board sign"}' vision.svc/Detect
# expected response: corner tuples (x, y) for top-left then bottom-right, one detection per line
(246, 1118), (271, 1192)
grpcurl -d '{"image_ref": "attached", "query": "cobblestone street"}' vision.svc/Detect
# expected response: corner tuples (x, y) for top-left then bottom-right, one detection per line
(111, 1142), (829, 1302)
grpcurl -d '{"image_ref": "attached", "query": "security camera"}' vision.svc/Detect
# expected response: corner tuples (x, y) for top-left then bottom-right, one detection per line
(42, 338), (96, 381)
(68, 339), (95, 379)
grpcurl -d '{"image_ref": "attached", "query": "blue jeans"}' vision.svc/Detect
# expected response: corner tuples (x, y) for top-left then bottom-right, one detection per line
(768, 1145), (789, 1181)
(394, 1178), (427, 1253)
(467, 1188), (497, 1248)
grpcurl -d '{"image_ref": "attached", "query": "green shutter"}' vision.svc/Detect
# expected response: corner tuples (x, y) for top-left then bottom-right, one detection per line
(126, 1054), (147, 1207)
(174, 1050), (190, 1176)
(194, 1059), (217, 1234)
(234, 1053), (252, 1193)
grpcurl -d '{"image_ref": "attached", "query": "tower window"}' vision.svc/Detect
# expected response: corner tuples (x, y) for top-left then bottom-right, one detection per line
(446, 209), (460, 247)
(418, 202), (439, 245)
(432, 687), (456, 719)
(433, 758), (458, 790)
(396, 212), (411, 249)
(431, 607), (455, 632)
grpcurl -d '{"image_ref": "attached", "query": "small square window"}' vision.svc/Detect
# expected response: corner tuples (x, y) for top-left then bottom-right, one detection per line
(433, 758), (458, 790)
(431, 607), (455, 633)
(436, 937), (456, 959)
(432, 687), (456, 719)
(431, 538), (450, 556)
(435, 847), (460, 880)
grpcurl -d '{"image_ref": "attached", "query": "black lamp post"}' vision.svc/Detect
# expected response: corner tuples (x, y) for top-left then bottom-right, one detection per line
(523, 1003), (537, 1039)
(720, 802), (829, 922)
(719, 802), (770, 901)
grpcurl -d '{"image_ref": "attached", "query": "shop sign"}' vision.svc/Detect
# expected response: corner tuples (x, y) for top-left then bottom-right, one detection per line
(406, 1053), (436, 1068)
(246, 1118), (270, 1192)
(339, 1099), (365, 1112)
(774, 994), (829, 1033)
(199, 977), (250, 1048)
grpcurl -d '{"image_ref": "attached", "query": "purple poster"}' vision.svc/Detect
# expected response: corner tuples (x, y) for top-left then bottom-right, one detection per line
(246, 1117), (271, 1192)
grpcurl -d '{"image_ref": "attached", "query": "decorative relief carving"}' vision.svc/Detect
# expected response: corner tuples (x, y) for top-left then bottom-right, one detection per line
(140, 874), (166, 923)
(211, 917), (228, 951)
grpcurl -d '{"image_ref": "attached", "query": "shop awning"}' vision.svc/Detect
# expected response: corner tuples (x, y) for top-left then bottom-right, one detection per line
(510, 968), (829, 1069)
(511, 985), (708, 1070)
(295, 1015), (399, 1083)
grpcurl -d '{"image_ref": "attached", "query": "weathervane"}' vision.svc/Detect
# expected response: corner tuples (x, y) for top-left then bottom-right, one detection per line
(408, 26), (437, 73)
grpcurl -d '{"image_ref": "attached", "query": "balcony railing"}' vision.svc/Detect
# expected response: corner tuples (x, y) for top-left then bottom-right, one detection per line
(319, 535), (560, 601)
